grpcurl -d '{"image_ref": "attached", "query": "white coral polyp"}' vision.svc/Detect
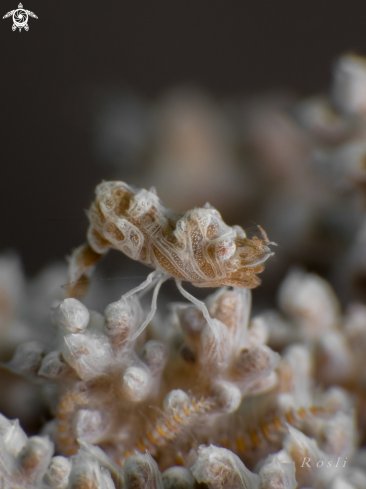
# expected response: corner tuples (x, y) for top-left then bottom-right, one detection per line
(62, 332), (112, 380)
(191, 444), (260, 489)
(75, 409), (108, 444)
(121, 366), (151, 402)
(52, 298), (90, 334)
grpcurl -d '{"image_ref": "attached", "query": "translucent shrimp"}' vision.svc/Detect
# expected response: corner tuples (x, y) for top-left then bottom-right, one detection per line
(67, 181), (274, 338)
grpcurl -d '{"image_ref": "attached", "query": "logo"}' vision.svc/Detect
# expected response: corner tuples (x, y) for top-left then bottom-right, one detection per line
(3, 3), (38, 31)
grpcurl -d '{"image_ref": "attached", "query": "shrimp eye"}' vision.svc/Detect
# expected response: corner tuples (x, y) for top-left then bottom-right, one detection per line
(216, 240), (236, 260)
(206, 222), (220, 240)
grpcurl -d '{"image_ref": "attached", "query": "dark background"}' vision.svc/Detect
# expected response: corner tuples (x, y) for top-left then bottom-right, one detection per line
(2, 0), (366, 276)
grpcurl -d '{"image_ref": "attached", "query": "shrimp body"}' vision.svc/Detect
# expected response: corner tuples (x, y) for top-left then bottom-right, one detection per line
(68, 181), (273, 299)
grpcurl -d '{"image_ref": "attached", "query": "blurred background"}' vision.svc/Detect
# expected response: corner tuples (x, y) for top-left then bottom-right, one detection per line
(2, 0), (366, 306)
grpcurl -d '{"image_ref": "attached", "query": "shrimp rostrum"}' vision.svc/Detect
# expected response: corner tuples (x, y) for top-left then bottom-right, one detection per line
(67, 181), (274, 338)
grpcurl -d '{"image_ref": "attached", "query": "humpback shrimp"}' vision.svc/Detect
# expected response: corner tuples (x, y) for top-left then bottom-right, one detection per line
(67, 181), (274, 338)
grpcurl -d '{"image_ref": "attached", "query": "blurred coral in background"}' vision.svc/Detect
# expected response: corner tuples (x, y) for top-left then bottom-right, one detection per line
(88, 54), (366, 304)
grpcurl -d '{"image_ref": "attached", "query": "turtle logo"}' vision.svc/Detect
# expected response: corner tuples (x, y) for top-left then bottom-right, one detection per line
(3, 3), (38, 31)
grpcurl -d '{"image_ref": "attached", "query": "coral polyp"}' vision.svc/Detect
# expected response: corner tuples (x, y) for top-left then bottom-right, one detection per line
(49, 286), (280, 466)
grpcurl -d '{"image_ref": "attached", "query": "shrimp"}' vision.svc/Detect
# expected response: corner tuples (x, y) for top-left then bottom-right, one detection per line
(67, 181), (274, 338)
